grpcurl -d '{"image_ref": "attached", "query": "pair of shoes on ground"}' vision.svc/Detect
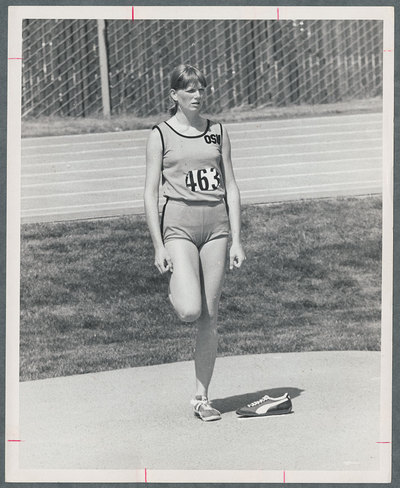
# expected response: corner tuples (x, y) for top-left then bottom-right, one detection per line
(191, 393), (292, 421)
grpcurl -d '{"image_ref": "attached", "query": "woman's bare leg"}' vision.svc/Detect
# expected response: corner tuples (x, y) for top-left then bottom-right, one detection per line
(165, 236), (227, 401)
(164, 239), (201, 322)
(195, 237), (228, 398)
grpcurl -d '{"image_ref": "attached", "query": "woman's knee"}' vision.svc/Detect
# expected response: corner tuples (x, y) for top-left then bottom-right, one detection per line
(175, 303), (202, 322)
(169, 288), (201, 322)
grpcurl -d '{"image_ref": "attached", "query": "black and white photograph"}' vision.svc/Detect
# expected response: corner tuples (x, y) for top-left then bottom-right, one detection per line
(5, 5), (394, 484)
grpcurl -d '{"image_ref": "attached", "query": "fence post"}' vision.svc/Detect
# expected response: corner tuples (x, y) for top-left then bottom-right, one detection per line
(97, 19), (111, 117)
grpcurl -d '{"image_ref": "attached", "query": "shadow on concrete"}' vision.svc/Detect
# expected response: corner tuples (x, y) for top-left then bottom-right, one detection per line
(211, 387), (304, 414)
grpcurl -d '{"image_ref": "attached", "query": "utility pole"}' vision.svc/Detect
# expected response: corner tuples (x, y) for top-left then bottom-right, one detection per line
(97, 19), (111, 117)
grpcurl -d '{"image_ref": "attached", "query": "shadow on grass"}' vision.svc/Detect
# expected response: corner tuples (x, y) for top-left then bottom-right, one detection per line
(211, 387), (304, 414)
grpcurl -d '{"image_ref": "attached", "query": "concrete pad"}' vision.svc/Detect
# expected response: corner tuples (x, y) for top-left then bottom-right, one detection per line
(19, 351), (381, 472)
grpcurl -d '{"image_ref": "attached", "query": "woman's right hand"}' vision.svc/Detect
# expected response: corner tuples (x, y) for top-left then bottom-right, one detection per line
(154, 246), (173, 274)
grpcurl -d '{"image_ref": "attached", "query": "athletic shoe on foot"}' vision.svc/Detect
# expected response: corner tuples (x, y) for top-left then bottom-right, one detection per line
(191, 396), (221, 421)
(236, 393), (292, 417)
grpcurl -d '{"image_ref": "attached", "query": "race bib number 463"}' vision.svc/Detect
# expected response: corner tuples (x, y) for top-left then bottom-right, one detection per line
(185, 168), (221, 192)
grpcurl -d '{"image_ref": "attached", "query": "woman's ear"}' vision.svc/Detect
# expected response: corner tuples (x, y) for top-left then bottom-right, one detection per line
(169, 88), (178, 102)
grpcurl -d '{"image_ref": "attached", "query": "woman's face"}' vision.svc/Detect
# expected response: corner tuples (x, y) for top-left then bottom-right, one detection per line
(171, 82), (205, 113)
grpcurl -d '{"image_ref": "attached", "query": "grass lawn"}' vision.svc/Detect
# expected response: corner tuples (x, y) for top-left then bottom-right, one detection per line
(20, 196), (382, 381)
(22, 97), (382, 138)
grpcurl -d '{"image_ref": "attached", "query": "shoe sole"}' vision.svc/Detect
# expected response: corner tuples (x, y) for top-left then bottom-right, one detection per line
(194, 412), (221, 422)
(236, 405), (292, 417)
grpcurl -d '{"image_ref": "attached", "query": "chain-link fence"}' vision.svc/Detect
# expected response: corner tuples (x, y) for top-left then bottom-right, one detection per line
(22, 19), (102, 117)
(22, 19), (383, 118)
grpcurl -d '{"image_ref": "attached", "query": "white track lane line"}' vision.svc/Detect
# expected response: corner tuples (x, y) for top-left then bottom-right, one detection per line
(22, 155), (143, 168)
(22, 112), (381, 144)
(238, 168), (380, 183)
(22, 187), (144, 199)
(22, 123), (381, 149)
(22, 182), (381, 218)
(22, 145), (382, 170)
(239, 148), (381, 161)
(22, 131), (380, 156)
(230, 130), (379, 143)
(22, 146), (144, 158)
(23, 165), (145, 177)
(224, 112), (381, 125)
(23, 139), (146, 148)
(23, 128), (150, 143)
(23, 176), (145, 188)
(23, 140), (145, 148)
(22, 168), (380, 199)
(229, 129), (379, 143)
(233, 157), (381, 171)
(241, 184), (382, 199)
(22, 163), (381, 188)
(21, 156), (382, 180)
(241, 179), (381, 194)
(22, 137), (381, 161)
(22, 200), (145, 214)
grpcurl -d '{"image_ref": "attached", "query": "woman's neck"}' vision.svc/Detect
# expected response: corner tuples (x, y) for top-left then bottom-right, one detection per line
(174, 109), (204, 129)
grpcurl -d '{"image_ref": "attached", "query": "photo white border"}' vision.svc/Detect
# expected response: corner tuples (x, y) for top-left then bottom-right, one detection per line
(6, 5), (394, 483)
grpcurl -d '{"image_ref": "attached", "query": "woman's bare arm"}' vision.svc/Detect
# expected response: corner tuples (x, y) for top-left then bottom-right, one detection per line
(143, 129), (173, 274)
(220, 125), (246, 270)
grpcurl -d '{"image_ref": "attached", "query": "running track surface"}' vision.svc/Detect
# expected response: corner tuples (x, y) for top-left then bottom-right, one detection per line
(21, 113), (382, 223)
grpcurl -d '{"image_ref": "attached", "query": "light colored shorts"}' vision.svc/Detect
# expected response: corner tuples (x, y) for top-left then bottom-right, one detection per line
(161, 199), (230, 249)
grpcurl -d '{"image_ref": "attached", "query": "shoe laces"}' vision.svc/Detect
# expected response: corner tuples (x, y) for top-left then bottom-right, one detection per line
(247, 395), (270, 407)
(191, 397), (217, 412)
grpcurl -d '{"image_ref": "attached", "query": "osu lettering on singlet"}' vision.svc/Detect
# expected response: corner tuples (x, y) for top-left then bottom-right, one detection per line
(204, 134), (221, 145)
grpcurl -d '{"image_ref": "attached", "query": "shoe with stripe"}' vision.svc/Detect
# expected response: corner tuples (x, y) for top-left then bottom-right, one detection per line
(191, 396), (221, 422)
(236, 393), (292, 417)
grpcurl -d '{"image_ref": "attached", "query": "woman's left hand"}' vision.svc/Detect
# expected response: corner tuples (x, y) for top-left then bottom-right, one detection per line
(229, 242), (246, 270)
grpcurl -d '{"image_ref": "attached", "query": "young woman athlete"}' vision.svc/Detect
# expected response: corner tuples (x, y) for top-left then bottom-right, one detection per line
(144, 64), (246, 422)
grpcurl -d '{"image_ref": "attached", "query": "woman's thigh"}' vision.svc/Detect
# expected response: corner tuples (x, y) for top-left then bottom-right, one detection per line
(165, 239), (202, 321)
(199, 237), (228, 317)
